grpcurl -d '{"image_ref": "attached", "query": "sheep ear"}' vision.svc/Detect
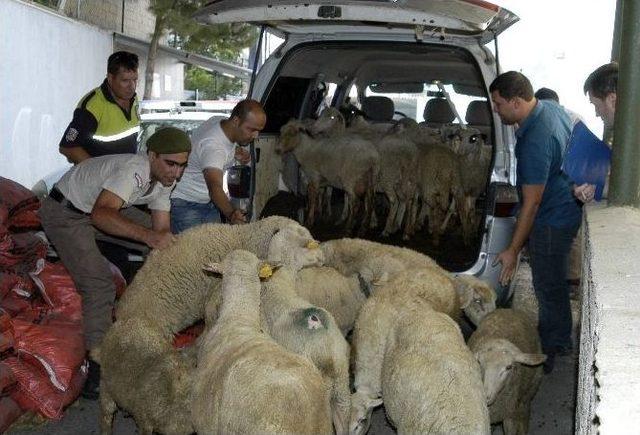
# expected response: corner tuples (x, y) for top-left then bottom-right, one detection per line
(203, 262), (223, 275)
(515, 352), (547, 366)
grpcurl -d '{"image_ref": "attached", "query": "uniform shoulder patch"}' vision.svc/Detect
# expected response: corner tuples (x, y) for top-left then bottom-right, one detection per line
(65, 128), (79, 143)
(134, 172), (144, 188)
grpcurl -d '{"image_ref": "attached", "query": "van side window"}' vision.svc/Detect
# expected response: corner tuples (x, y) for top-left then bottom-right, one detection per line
(262, 76), (311, 133)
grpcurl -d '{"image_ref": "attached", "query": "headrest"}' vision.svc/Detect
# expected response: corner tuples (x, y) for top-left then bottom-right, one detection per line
(465, 100), (492, 126)
(361, 96), (395, 122)
(423, 98), (455, 124)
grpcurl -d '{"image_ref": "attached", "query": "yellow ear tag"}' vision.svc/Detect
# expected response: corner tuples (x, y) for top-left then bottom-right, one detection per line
(259, 264), (273, 279)
(306, 240), (319, 250)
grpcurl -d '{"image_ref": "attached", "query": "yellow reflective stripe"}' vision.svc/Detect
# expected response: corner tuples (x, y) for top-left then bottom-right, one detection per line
(93, 126), (140, 142)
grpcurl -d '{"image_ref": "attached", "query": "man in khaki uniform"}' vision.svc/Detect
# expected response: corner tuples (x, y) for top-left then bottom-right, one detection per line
(38, 127), (191, 399)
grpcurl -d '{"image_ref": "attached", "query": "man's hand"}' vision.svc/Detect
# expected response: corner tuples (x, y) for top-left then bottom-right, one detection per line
(234, 146), (251, 165)
(493, 246), (519, 286)
(574, 183), (596, 203)
(228, 209), (247, 225)
(145, 230), (176, 250)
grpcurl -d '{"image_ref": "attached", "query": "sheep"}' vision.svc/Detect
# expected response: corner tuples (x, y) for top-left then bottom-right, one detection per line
(278, 119), (379, 234)
(97, 217), (324, 435)
(295, 266), (368, 335)
(260, 265), (352, 435)
(321, 238), (496, 326)
(467, 309), (547, 435)
(350, 284), (490, 434)
(412, 144), (466, 245)
(446, 126), (493, 244)
(192, 250), (333, 435)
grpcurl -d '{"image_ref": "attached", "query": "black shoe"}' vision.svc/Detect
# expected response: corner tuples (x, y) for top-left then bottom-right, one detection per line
(543, 352), (556, 374)
(81, 359), (101, 400)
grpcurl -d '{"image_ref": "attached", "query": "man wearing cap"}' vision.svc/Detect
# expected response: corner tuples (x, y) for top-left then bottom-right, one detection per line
(38, 127), (191, 399)
(170, 99), (266, 233)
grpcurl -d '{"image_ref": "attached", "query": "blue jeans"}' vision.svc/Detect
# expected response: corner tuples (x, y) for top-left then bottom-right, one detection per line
(528, 223), (580, 353)
(170, 198), (221, 234)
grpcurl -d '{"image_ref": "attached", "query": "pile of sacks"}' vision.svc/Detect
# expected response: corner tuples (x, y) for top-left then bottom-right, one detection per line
(0, 177), (124, 431)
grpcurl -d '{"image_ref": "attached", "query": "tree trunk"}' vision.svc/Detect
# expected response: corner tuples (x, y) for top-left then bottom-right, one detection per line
(144, 13), (165, 99)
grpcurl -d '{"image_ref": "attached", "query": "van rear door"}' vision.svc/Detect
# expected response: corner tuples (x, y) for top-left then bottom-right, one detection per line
(194, 0), (518, 44)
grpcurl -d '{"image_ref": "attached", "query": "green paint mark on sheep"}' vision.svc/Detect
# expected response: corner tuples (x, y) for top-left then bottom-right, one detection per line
(295, 308), (328, 331)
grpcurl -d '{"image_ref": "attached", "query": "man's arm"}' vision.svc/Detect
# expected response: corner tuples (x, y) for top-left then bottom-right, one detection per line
(495, 184), (545, 285)
(203, 167), (246, 224)
(151, 209), (171, 233)
(60, 146), (92, 164)
(91, 190), (174, 249)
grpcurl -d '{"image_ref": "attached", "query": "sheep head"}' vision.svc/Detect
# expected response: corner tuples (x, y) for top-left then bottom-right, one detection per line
(278, 119), (305, 153)
(203, 250), (277, 281)
(310, 107), (346, 136)
(453, 275), (497, 326)
(349, 390), (382, 435)
(474, 338), (546, 405)
(267, 223), (324, 271)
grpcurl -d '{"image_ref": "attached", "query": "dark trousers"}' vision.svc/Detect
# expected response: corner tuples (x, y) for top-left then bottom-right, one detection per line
(528, 223), (580, 353)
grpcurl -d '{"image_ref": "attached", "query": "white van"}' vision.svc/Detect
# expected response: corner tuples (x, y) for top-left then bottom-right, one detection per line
(194, 0), (521, 305)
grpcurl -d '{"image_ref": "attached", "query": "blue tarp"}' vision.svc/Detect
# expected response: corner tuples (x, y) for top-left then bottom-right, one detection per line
(562, 121), (611, 201)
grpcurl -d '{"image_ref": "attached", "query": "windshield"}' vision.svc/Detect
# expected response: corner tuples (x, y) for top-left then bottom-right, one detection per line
(138, 117), (217, 154)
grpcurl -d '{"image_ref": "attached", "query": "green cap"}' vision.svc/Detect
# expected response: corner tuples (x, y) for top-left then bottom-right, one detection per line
(146, 127), (191, 154)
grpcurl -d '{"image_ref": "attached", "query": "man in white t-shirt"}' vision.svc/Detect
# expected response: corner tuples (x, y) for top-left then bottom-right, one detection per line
(37, 127), (190, 400)
(170, 99), (266, 233)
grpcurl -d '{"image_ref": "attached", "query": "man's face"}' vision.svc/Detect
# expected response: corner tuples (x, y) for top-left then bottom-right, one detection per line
(491, 91), (519, 126)
(107, 67), (138, 102)
(232, 111), (267, 146)
(588, 91), (616, 128)
(149, 151), (189, 187)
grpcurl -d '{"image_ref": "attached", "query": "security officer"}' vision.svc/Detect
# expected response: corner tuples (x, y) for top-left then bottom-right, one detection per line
(59, 51), (140, 164)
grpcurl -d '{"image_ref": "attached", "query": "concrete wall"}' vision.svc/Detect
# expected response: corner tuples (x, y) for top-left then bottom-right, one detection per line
(0, 0), (112, 188)
(62, 0), (156, 41)
(577, 204), (640, 433)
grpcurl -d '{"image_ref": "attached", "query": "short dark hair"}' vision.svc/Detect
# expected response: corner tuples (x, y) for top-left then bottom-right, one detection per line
(107, 51), (139, 75)
(583, 62), (618, 99)
(534, 87), (559, 103)
(230, 99), (265, 122)
(489, 71), (534, 101)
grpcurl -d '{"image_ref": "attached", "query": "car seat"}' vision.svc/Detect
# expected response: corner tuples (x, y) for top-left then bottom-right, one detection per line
(464, 100), (492, 142)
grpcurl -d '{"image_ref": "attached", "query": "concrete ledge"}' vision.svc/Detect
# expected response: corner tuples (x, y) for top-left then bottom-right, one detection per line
(577, 203), (640, 434)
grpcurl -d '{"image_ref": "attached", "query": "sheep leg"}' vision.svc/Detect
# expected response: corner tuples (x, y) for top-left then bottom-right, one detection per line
(337, 192), (349, 225)
(394, 200), (407, 234)
(306, 183), (318, 227)
(323, 186), (333, 220)
(416, 196), (429, 231)
(99, 385), (117, 435)
(439, 197), (457, 233)
(358, 170), (375, 237)
(402, 193), (419, 240)
(344, 192), (357, 235)
(381, 191), (398, 237)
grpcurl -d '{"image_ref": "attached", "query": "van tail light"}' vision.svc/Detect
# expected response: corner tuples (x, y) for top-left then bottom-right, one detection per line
(489, 182), (519, 217)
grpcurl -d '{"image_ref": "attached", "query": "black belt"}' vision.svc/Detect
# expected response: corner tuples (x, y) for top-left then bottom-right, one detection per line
(49, 188), (91, 216)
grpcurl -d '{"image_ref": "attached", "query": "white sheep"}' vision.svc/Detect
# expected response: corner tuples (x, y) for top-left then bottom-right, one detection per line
(192, 250), (333, 435)
(467, 308), (547, 435)
(321, 238), (496, 326)
(295, 266), (368, 335)
(350, 286), (490, 434)
(260, 265), (352, 435)
(98, 217), (324, 435)
(279, 119), (379, 234)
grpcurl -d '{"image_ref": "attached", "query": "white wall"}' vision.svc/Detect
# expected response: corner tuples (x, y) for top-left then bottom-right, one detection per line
(492, 0), (616, 138)
(0, 0), (112, 188)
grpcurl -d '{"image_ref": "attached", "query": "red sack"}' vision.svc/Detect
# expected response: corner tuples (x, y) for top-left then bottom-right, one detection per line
(0, 362), (16, 392)
(0, 177), (41, 231)
(0, 396), (24, 433)
(4, 357), (87, 420)
(173, 321), (205, 349)
(109, 262), (127, 299)
(0, 292), (34, 319)
(1, 272), (36, 300)
(0, 232), (47, 274)
(11, 318), (85, 392)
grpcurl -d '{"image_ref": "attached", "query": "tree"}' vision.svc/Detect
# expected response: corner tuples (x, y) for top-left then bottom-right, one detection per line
(145, 0), (256, 99)
(184, 66), (243, 100)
